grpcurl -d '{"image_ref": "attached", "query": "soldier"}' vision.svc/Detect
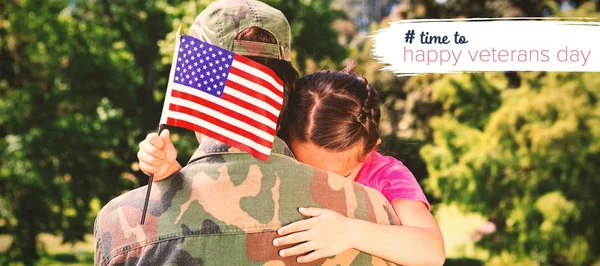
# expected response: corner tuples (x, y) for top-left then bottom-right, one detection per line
(94, 0), (400, 265)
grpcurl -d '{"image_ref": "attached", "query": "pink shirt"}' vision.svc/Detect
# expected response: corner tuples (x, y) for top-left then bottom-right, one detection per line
(355, 151), (430, 210)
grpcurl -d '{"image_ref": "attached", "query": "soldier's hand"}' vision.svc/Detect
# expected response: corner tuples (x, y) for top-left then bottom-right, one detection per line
(137, 129), (181, 181)
(273, 207), (353, 263)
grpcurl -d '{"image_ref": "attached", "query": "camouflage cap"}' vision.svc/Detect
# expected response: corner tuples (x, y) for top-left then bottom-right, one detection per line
(190, 0), (291, 61)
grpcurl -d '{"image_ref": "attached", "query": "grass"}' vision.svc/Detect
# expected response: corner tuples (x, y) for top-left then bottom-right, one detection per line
(0, 234), (94, 265)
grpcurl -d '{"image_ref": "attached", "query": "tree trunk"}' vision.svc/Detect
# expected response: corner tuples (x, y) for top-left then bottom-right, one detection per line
(12, 191), (40, 265)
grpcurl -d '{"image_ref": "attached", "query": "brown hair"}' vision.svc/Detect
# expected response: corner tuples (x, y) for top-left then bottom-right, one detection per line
(235, 27), (299, 139)
(288, 64), (381, 160)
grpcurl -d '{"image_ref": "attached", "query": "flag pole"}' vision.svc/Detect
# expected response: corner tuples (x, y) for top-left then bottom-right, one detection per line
(140, 23), (184, 225)
(140, 123), (165, 225)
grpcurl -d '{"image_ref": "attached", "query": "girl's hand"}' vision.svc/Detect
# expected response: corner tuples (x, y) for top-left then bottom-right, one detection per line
(137, 129), (179, 181)
(273, 207), (355, 263)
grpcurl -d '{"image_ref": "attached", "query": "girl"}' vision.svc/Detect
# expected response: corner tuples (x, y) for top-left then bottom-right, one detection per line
(271, 68), (445, 266)
(137, 67), (445, 266)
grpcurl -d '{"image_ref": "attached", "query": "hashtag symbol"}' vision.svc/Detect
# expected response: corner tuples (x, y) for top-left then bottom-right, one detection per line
(405, 29), (415, 44)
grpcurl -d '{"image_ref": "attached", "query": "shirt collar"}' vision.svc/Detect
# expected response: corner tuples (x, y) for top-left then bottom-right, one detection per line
(188, 136), (295, 164)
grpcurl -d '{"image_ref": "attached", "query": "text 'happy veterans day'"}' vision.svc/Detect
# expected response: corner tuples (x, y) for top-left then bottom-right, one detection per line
(403, 30), (592, 67)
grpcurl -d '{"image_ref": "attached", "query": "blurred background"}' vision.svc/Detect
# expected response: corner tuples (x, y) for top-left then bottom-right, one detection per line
(1, 0), (599, 265)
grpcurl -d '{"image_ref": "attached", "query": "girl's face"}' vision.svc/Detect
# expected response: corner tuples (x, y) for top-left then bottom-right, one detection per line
(289, 138), (364, 180)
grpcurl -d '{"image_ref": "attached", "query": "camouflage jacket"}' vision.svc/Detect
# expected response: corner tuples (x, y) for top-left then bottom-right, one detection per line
(94, 137), (400, 265)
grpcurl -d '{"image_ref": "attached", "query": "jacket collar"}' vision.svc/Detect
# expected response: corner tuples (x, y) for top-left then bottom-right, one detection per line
(188, 136), (295, 164)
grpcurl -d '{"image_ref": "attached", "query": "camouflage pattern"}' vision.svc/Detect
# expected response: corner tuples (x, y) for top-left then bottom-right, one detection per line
(94, 137), (400, 265)
(189, 0), (292, 61)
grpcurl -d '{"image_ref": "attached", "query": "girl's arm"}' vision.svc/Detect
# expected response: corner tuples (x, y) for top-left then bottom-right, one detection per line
(273, 200), (445, 266)
(350, 199), (445, 265)
(137, 130), (182, 181)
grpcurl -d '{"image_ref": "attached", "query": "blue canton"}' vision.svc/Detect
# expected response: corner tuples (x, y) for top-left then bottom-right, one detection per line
(174, 35), (235, 98)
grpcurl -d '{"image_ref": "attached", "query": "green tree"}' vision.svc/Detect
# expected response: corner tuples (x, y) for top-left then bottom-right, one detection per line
(421, 71), (600, 265)
(264, 0), (349, 72)
(0, 0), (350, 263)
(342, 1), (600, 264)
(0, 0), (179, 263)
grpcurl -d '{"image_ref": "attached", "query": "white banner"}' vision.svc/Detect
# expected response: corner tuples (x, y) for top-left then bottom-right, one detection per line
(371, 19), (600, 75)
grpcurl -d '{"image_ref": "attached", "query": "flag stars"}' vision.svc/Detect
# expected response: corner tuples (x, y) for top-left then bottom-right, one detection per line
(174, 38), (241, 97)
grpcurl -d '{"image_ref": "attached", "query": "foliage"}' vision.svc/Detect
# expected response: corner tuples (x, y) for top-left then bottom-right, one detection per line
(2, 0), (599, 264)
(421, 71), (600, 265)
(0, 0), (347, 263)
(398, 2), (600, 265)
(345, 1), (600, 265)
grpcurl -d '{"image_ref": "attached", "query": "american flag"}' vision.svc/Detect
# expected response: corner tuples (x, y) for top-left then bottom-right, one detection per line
(159, 34), (283, 161)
